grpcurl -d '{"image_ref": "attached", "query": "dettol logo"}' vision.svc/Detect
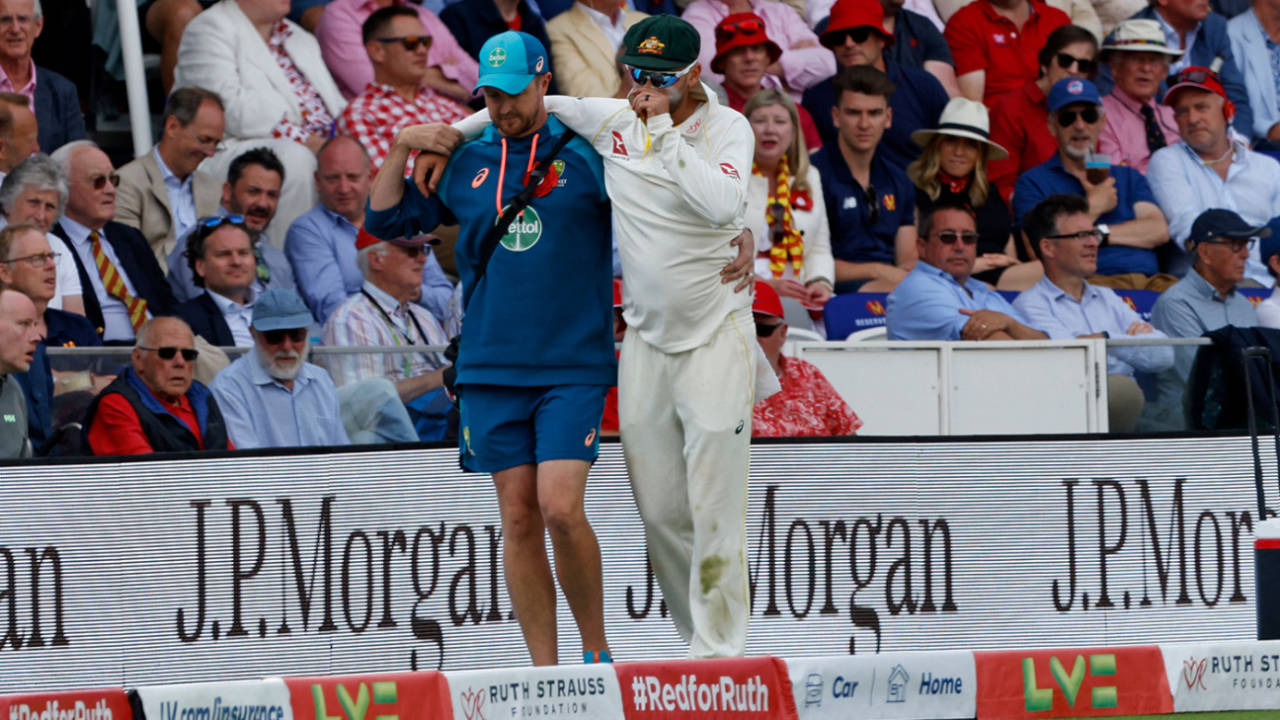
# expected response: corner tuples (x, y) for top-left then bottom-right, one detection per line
(500, 206), (542, 251)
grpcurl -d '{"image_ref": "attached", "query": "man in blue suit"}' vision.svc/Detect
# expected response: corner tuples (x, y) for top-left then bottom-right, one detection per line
(0, 0), (85, 153)
(50, 141), (176, 344)
(1098, 0), (1254, 140)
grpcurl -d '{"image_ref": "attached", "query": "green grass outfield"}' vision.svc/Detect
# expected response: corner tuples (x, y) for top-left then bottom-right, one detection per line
(1100, 707), (1280, 712)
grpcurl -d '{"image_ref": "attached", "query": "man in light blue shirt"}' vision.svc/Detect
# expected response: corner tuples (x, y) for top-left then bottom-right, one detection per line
(887, 201), (1047, 341)
(1013, 194), (1174, 431)
(285, 135), (453, 325)
(1147, 67), (1280, 284)
(210, 288), (349, 449)
(1146, 208), (1262, 430)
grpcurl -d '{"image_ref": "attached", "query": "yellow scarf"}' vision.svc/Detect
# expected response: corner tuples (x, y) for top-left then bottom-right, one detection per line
(754, 154), (804, 278)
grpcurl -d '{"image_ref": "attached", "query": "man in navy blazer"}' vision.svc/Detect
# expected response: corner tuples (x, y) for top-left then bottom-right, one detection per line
(1097, 1), (1254, 140)
(50, 141), (175, 343)
(174, 217), (259, 348)
(0, 0), (86, 153)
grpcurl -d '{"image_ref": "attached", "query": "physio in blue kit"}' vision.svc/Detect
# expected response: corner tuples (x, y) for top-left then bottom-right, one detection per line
(366, 32), (614, 666)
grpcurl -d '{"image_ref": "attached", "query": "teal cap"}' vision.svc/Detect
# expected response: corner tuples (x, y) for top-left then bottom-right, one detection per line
(475, 31), (549, 95)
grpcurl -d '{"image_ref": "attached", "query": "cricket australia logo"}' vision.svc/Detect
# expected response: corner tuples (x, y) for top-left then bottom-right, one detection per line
(488, 47), (507, 67)
(499, 206), (543, 251)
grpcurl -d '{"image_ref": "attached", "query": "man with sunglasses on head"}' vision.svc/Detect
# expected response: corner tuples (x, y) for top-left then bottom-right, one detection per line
(211, 287), (349, 449)
(803, 0), (947, 169)
(173, 216), (261, 348)
(988, 24), (1098, 202)
(887, 200), (1046, 339)
(1147, 66), (1280, 285)
(1144, 208), (1262, 430)
(165, 147), (297, 304)
(1013, 77), (1173, 291)
(1013, 193), (1173, 431)
(82, 315), (232, 455)
(115, 87), (225, 269)
(50, 140), (177, 345)
(339, 6), (470, 175)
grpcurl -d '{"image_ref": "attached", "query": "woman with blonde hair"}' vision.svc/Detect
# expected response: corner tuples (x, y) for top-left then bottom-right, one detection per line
(908, 97), (1042, 290)
(744, 89), (834, 325)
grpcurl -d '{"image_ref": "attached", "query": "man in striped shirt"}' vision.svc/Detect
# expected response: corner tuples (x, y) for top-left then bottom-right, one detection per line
(322, 227), (451, 439)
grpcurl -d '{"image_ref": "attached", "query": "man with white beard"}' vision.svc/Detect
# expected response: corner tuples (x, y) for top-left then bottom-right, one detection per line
(209, 287), (349, 449)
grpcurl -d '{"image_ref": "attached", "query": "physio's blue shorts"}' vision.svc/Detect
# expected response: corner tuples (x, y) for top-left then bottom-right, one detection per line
(458, 384), (609, 473)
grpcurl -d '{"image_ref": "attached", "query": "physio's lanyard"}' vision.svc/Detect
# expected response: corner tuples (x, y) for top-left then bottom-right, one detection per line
(361, 289), (436, 378)
(495, 133), (540, 217)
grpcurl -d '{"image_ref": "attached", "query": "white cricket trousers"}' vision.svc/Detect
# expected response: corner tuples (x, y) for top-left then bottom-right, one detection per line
(618, 307), (755, 658)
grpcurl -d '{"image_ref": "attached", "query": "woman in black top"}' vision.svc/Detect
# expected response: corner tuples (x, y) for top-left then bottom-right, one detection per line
(907, 98), (1042, 289)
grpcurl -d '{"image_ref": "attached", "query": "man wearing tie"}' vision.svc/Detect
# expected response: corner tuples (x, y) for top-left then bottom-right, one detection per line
(50, 141), (176, 343)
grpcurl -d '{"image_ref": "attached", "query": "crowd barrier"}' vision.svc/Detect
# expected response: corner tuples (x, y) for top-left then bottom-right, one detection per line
(3, 640), (1278, 719)
(48, 337), (1128, 438)
(821, 289), (1275, 340)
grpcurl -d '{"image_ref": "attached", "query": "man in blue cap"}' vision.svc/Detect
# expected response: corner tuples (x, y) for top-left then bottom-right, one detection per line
(367, 30), (615, 666)
(1013, 77), (1173, 291)
(1147, 208), (1263, 429)
(210, 288), (349, 450)
(400, 15), (764, 658)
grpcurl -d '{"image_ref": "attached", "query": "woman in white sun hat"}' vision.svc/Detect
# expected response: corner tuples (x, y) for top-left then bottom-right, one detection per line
(908, 97), (1043, 290)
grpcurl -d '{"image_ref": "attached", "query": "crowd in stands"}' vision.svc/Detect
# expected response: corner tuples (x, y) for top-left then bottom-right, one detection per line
(3, 0), (1280, 457)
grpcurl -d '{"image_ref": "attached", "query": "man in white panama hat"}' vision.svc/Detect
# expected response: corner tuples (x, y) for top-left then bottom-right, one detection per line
(1097, 18), (1183, 173)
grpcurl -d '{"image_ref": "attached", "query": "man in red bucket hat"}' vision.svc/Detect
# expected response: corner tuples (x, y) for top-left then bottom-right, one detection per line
(713, 13), (823, 149)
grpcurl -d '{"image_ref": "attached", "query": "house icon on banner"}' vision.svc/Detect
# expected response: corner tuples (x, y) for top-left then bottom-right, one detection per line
(886, 664), (909, 703)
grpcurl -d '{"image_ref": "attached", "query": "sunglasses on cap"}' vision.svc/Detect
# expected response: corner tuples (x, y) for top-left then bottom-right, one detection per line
(720, 16), (765, 38)
(261, 327), (308, 345)
(756, 321), (784, 337)
(830, 26), (880, 45)
(90, 173), (120, 190)
(139, 345), (199, 362)
(1054, 52), (1097, 76)
(1168, 67), (1219, 86)
(1056, 107), (1100, 126)
(628, 61), (696, 89)
(377, 34), (432, 51)
(934, 230), (979, 245)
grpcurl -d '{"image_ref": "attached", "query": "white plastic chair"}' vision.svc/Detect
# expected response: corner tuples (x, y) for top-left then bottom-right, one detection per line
(845, 326), (888, 342)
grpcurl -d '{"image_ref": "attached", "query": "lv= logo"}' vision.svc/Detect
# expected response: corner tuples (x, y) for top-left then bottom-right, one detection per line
(1023, 654), (1118, 711)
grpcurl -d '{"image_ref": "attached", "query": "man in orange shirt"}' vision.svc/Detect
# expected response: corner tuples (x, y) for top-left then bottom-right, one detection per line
(82, 315), (232, 455)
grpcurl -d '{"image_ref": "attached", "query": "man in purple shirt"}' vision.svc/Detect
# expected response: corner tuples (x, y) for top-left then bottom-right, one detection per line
(1098, 18), (1182, 173)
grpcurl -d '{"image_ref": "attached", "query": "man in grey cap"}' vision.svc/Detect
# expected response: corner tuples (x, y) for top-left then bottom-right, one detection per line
(1146, 208), (1263, 430)
(210, 287), (349, 449)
